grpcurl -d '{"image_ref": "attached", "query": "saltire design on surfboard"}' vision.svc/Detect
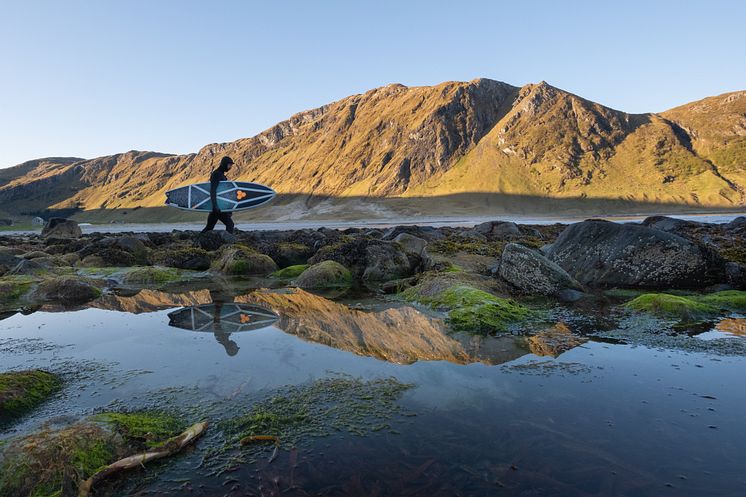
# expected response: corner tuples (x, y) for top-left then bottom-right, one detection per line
(164, 181), (276, 212)
(167, 303), (279, 333)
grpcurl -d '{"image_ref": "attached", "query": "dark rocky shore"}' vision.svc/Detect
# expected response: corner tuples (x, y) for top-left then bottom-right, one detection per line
(1, 215), (745, 496)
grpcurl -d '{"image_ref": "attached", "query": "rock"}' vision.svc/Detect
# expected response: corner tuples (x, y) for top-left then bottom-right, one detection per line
(475, 220), (522, 239)
(527, 323), (586, 357)
(21, 251), (50, 260)
(265, 242), (314, 267)
(380, 276), (418, 294)
(625, 293), (720, 321)
(41, 218), (81, 239)
(393, 233), (428, 257)
(362, 242), (413, 282)
(100, 236), (149, 260)
(212, 246), (278, 276)
(556, 288), (587, 303)
(150, 247), (211, 271)
(0, 253), (43, 276)
(544, 220), (725, 289)
(194, 230), (236, 251)
(0, 369), (62, 420)
(382, 225), (445, 241)
(294, 260), (352, 289)
(309, 238), (414, 282)
(60, 253), (80, 266)
(498, 243), (583, 296)
(726, 216), (746, 229)
(641, 215), (700, 233)
(725, 262), (746, 290)
(78, 248), (137, 267)
(272, 264), (310, 279)
(32, 276), (101, 305)
(402, 283), (532, 334)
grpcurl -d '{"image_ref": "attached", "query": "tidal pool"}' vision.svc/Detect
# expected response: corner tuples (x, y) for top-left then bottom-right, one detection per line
(1, 288), (745, 496)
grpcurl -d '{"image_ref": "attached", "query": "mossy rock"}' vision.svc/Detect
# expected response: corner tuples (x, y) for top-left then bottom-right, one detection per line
(77, 248), (137, 267)
(212, 246), (278, 276)
(0, 369), (62, 421)
(121, 266), (182, 285)
(32, 276), (101, 305)
(0, 410), (187, 497)
(0, 276), (35, 306)
(0, 421), (126, 497)
(271, 264), (310, 279)
(150, 247), (211, 271)
(625, 293), (719, 321)
(626, 291), (746, 321)
(268, 242), (314, 267)
(294, 261), (352, 289)
(403, 284), (532, 334)
(698, 290), (746, 311)
(92, 410), (186, 450)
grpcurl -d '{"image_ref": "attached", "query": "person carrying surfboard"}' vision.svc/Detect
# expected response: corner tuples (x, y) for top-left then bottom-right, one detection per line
(201, 156), (236, 234)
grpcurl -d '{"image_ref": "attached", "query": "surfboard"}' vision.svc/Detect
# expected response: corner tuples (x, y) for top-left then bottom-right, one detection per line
(167, 303), (279, 333)
(164, 181), (276, 212)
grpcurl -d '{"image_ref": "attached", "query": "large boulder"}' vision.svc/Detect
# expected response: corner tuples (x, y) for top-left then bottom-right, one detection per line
(544, 220), (725, 289)
(32, 276), (101, 305)
(194, 230), (236, 251)
(498, 243), (583, 296)
(641, 215), (700, 233)
(393, 233), (428, 257)
(212, 246), (278, 276)
(294, 260), (352, 289)
(41, 218), (81, 239)
(309, 238), (414, 282)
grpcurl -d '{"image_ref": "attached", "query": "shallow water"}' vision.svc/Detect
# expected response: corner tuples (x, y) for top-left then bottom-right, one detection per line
(2, 289), (746, 496)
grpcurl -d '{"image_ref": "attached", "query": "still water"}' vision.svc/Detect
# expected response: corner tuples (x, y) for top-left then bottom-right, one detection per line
(1, 288), (745, 496)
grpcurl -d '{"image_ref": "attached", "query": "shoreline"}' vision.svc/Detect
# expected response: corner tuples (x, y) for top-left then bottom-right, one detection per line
(2, 210), (744, 236)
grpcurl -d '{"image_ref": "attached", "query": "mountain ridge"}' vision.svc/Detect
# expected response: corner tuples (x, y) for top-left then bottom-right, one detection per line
(1, 79), (744, 215)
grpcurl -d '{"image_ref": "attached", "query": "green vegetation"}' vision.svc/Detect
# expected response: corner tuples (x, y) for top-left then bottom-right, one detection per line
(295, 260), (352, 288)
(0, 276), (36, 306)
(93, 411), (186, 449)
(121, 266), (181, 285)
(0, 370), (62, 420)
(224, 377), (413, 449)
(625, 290), (746, 321)
(0, 422), (122, 497)
(403, 284), (533, 333)
(271, 264), (309, 279)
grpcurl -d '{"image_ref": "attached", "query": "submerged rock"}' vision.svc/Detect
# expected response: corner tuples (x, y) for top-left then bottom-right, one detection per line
(294, 260), (352, 289)
(41, 218), (82, 239)
(527, 323), (587, 357)
(0, 369), (61, 421)
(212, 245), (278, 276)
(498, 243), (583, 296)
(0, 411), (186, 497)
(545, 220), (725, 289)
(32, 276), (101, 305)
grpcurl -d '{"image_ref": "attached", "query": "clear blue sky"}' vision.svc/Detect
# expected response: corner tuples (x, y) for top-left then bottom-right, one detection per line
(1, 0), (744, 168)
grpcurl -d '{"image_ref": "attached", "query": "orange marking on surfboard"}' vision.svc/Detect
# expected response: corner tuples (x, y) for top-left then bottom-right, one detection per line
(236, 190), (247, 200)
(240, 314), (251, 323)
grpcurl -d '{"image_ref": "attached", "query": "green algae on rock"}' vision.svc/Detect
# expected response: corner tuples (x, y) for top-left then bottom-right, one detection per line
(92, 411), (186, 449)
(271, 264), (310, 279)
(212, 245), (278, 276)
(403, 284), (532, 333)
(121, 266), (183, 285)
(625, 290), (746, 321)
(294, 260), (352, 289)
(0, 421), (125, 497)
(223, 377), (413, 450)
(0, 369), (62, 420)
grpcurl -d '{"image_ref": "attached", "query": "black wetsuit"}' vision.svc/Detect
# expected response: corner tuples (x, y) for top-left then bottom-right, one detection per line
(201, 168), (235, 233)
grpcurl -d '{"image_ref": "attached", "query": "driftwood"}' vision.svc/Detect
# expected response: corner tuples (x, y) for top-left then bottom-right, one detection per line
(78, 421), (208, 497)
